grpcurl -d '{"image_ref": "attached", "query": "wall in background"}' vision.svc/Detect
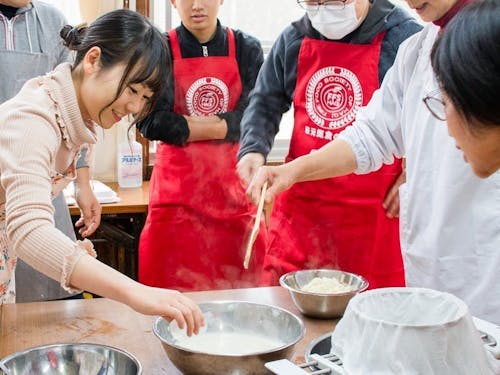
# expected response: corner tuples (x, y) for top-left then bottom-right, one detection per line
(43, 0), (130, 182)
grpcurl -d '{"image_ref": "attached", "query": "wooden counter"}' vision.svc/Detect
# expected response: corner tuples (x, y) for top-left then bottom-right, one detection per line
(0, 287), (337, 374)
(69, 181), (149, 216)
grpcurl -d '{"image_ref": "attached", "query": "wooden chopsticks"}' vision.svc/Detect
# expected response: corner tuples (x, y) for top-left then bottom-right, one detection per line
(243, 181), (268, 269)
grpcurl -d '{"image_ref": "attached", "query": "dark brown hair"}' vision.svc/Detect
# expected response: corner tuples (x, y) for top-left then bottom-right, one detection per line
(431, 0), (500, 130)
(60, 9), (170, 124)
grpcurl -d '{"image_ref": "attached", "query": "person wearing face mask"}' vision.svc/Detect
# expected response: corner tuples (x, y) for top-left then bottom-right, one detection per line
(136, 0), (266, 291)
(0, 0), (101, 302)
(237, 0), (422, 289)
(246, 0), (500, 324)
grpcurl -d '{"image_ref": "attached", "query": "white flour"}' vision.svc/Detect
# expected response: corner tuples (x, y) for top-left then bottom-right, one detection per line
(175, 332), (284, 355)
(301, 276), (354, 293)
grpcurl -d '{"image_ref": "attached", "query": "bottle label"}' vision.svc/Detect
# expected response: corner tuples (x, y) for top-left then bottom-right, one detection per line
(118, 150), (142, 187)
(120, 155), (142, 164)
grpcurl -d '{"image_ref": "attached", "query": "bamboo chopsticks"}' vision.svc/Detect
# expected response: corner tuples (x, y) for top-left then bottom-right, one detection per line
(243, 181), (268, 269)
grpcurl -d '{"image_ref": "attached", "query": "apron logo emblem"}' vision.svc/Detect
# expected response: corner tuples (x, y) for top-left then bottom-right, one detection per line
(186, 77), (229, 116)
(306, 66), (363, 129)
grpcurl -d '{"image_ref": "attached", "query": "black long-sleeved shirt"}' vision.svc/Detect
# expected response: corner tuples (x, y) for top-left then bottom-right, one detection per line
(237, 0), (423, 160)
(0, 5), (18, 19)
(137, 21), (264, 145)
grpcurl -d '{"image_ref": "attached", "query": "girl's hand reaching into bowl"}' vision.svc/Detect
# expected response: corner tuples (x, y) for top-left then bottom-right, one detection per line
(127, 285), (205, 337)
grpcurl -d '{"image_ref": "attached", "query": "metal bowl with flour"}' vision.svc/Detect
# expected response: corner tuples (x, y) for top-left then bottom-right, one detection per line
(280, 269), (368, 319)
(153, 300), (305, 375)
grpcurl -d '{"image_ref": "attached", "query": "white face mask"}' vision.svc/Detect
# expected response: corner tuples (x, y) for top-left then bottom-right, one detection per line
(307, 3), (363, 40)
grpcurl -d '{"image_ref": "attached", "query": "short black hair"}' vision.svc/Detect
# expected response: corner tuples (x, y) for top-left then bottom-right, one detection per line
(431, 0), (500, 130)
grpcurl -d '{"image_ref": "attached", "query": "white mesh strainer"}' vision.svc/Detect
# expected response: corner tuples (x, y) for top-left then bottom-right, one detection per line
(331, 287), (498, 374)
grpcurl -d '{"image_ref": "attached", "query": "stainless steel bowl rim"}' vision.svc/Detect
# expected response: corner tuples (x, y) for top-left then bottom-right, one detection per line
(153, 300), (305, 357)
(279, 269), (369, 296)
(0, 342), (142, 373)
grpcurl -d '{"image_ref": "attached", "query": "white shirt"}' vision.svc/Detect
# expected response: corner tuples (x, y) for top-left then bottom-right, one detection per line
(339, 24), (500, 324)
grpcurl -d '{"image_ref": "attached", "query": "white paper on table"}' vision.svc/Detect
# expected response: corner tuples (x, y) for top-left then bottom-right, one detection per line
(63, 180), (120, 205)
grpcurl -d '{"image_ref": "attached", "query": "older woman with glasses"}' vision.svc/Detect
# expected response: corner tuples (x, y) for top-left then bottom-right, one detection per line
(246, 0), (500, 324)
(428, 0), (500, 178)
(237, 0), (421, 290)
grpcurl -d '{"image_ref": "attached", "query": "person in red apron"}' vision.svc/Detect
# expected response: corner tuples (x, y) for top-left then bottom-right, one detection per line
(237, 0), (422, 288)
(137, 0), (266, 291)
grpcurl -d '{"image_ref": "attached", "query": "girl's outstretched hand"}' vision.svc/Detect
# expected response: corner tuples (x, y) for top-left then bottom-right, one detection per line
(127, 285), (205, 337)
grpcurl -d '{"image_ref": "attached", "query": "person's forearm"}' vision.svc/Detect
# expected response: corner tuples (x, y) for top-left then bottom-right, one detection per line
(69, 254), (138, 305)
(75, 166), (91, 187)
(291, 139), (358, 183)
(69, 253), (205, 336)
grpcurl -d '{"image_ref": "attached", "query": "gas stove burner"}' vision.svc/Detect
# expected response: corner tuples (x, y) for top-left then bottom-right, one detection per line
(473, 316), (500, 359)
(480, 331), (497, 348)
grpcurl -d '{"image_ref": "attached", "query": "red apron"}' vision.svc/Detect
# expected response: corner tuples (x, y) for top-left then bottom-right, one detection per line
(139, 28), (266, 291)
(262, 34), (404, 289)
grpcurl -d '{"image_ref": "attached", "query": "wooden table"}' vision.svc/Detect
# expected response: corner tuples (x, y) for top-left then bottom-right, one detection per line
(0, 287), (337, 374)
(69, 181), (149, 216)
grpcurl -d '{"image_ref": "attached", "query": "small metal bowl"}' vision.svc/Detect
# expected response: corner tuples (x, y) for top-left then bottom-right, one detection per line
(280, 269), (369, 319)
(153, 300), (305, 375)
(0, 343), (141, 375)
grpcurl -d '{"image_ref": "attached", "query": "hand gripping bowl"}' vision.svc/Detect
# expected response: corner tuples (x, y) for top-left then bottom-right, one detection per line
(153, 300), (305, 375)
(0, 343), (142, 375)
(279, 269), (369, 319)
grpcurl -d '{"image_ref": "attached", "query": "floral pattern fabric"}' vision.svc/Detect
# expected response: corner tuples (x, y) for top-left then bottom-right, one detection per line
(0, 203), (16, 304)
(0, 162), (76, 304)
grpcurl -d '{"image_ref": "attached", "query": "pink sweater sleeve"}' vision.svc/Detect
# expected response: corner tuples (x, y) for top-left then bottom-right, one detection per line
(0, 95), (96, 292)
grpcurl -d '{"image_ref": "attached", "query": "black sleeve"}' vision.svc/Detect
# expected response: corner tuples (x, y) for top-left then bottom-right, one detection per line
(219, 30), (264, 143)
(237, 26), (302, 160)
(135, 33), (190, 146)
(136, 80), (190, 146)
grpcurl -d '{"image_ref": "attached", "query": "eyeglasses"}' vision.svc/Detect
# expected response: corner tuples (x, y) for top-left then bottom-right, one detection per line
(296, 0), (348, 11)
(423, 89), (446, 121)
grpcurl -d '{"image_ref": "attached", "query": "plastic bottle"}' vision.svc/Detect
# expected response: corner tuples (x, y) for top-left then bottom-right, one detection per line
(117, 126), (143, 188)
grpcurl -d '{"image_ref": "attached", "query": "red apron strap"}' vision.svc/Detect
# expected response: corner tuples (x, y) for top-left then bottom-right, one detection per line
(226, 27), (236, 58)
(371, 31), (386, 45)
(168, 29), (182, 60)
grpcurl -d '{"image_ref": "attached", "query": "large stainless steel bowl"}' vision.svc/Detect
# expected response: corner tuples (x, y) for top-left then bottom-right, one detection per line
(0, 343), (141, 375)
(153, 300), (305, 375)
(280, 269), (369, 318)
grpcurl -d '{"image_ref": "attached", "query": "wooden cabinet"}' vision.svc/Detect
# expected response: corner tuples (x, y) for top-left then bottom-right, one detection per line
(70, 182), (149, 281)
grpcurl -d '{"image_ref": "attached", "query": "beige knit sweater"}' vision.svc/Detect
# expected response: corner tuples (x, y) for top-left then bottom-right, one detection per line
(0, 63), (98, 292)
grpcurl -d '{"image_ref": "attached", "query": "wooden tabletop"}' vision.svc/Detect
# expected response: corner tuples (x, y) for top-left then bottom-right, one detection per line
(0, 287), (337, 374)
(69, 181), (149, 216)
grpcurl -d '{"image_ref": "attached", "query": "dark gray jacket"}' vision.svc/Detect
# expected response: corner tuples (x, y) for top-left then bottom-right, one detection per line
(238, 0), (423, 160)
